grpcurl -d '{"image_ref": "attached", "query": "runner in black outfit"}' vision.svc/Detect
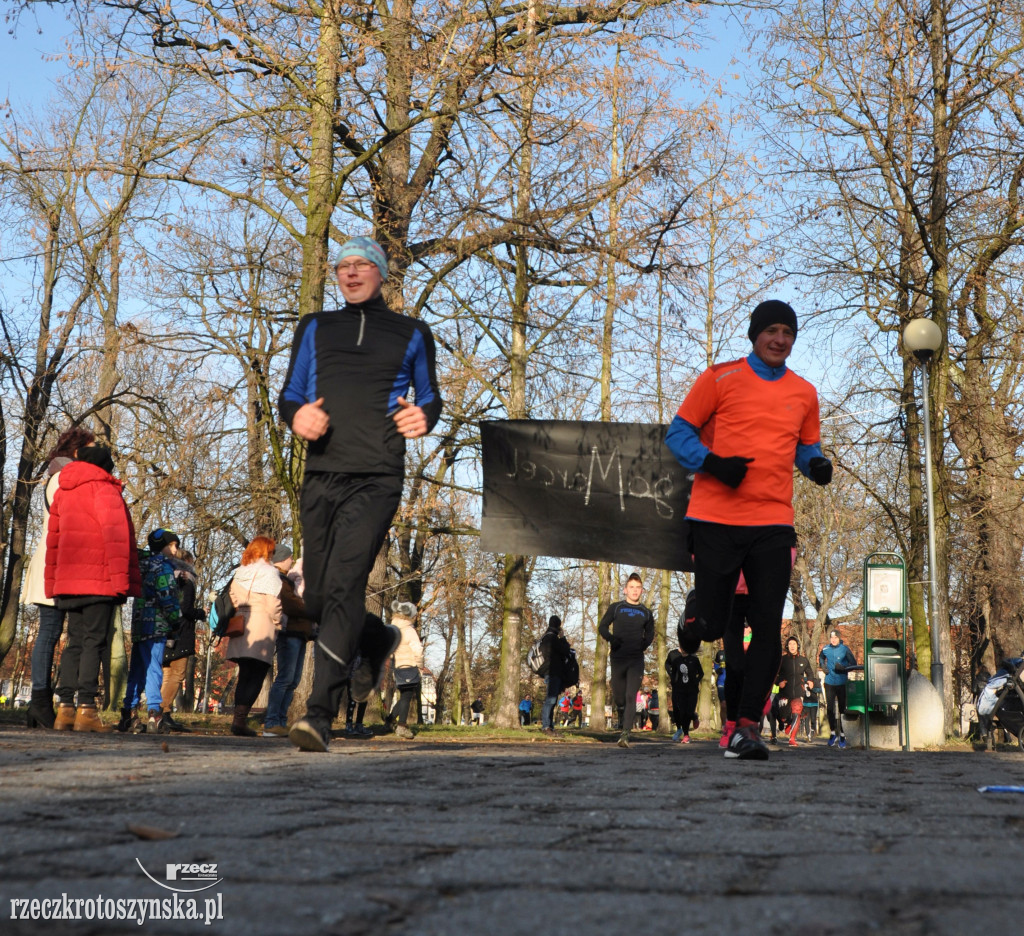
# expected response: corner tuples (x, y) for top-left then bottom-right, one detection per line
(279, 236), (442, 752)
(599, 572), (654, 748)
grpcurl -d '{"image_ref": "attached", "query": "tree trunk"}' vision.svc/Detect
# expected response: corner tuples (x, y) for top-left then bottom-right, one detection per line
(590, 562), (612, 730)
(492, 553), (528, 728)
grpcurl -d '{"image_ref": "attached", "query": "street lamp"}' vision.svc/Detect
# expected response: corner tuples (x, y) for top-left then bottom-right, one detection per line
(202, 589), (217, 712)
(903, 318), (943, 696)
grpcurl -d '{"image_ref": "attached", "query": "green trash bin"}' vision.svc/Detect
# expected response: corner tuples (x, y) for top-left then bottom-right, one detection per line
(866, 638), (904, 707)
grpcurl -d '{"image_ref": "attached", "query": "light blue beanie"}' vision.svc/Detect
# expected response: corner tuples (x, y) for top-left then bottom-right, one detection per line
(334, 236), (388, 280)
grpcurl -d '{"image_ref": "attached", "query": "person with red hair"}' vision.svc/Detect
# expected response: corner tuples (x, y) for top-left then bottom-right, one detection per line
(224, 536), (283, 736)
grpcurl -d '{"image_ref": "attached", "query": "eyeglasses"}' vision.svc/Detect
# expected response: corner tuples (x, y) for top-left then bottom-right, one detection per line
(336, 260), (378, 274)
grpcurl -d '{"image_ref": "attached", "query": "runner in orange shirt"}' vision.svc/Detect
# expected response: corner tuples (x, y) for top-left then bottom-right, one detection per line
(665, 300), (832, 760)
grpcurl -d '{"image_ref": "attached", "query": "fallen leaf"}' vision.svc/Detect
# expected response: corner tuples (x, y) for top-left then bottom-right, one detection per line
(126, 824), (179, 841)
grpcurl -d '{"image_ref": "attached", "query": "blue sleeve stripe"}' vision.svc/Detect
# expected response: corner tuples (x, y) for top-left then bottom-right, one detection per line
(664, 415), (708, 472)
(389, 328), (435, 411)
(282, 319), (318, 404)
(795, 441), (824, 477)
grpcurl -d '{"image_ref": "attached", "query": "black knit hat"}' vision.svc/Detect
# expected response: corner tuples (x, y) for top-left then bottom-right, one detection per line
(748, 300), (798, 342)
(548, 615), (562, 631)
(147, 528), (180, 553)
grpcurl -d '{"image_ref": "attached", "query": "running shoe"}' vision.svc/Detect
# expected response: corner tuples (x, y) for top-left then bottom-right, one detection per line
(350, 624), (402, 702)
(724, 723), (770, 760)
(672, 728), (683, 742)
(719, 720), (735, 749)
(617, 731), (630, 748)
(838, 737), (847, 750)
(289, 717), (331, 753)
(682, 734), (691, 744)
(828, 733), (837, 747)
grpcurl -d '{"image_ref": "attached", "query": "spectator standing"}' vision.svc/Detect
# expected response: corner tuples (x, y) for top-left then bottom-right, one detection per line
(819, 628), (858, 749)
(599, 572), (655, 748)
(160, 548), (205, 732)
(648, 688), (661, 731)
(538, 615), (572, 735)
(119, 529), (183, 734)
(263, 544), (315, 736)
(23, 426), (96, 729)
(279, 237), (442, 753)
(385, 601), (423, 739)
(225, 536), (283, 737)
(45, 443), (140, 732)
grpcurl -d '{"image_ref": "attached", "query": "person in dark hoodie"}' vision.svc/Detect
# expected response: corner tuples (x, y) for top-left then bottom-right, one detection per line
(118, 529), (182, 734)
(44, 442), (141, 732)
(775, 635), (813, 746)
(667, 624), (704, 744)
(23, 426), (96, 729)
(160, 548), (205, 733)
(278, 236), (443, 753)
(539, 615), (571, 735)
(599, 572), (655, 748)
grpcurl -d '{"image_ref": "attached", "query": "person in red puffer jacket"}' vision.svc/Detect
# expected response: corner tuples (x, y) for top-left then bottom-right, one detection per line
(44, 443), (141, 732)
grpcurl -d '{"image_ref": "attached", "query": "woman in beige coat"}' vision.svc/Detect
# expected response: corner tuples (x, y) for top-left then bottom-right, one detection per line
(225, 536), (282, 736)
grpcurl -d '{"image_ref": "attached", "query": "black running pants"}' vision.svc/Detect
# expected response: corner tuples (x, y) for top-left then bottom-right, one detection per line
(824, 683), (847, 734)
(691, 522), (794, 724)
(610, 656), (645, 732)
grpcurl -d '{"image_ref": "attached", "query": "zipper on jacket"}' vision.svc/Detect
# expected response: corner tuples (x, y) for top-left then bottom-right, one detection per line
(357, 310), (365, 346)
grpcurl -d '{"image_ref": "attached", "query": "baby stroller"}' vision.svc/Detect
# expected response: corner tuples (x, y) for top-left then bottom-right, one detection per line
(976, 657), (1024, 752)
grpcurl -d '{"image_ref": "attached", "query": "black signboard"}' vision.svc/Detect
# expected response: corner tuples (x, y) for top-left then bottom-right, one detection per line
(480, 420), (694, 571)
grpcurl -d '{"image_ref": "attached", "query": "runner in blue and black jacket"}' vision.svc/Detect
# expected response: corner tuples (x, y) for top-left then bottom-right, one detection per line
(819, 628), (858, 748)
(279, 236), (442, 753)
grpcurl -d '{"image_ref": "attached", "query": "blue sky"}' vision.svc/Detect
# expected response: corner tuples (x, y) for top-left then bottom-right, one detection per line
(0, 2), (72, 109)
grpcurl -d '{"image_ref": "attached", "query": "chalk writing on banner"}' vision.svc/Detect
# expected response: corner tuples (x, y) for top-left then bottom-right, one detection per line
(480, 420), (694, 571)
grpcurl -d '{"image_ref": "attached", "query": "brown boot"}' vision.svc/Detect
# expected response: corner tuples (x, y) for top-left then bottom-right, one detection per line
(73, 705), (112, 733)
(230, 705), (256, 737)
(54, 703), (77, 731)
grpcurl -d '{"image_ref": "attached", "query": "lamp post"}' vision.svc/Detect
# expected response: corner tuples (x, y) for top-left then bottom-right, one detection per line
(902, 318), (944, 696)
(202, 589), (217, 712)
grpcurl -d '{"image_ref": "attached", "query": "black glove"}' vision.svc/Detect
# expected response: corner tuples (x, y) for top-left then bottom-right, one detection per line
(834, 664), (846, 674)
(809, 456), (833, 485)
(609, 637), (623, 652)
(702, 452), (754, 489)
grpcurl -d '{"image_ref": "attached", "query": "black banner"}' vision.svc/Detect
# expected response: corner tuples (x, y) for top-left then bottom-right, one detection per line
(480, 420), (694, 571)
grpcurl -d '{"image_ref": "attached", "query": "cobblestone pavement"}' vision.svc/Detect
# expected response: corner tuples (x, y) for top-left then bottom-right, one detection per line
(1, 725), (1022, 935)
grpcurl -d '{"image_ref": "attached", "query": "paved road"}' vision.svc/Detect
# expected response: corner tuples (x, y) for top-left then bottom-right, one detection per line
(1, 725), (1022, 935)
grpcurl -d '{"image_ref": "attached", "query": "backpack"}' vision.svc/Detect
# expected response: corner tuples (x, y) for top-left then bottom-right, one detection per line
(527, 637), (550, 677)
(209, 580), (237, 638)
(561, 647), (580, 688)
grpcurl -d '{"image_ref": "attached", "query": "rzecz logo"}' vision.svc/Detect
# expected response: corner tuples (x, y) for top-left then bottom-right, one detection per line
(136, 859), (222, 893)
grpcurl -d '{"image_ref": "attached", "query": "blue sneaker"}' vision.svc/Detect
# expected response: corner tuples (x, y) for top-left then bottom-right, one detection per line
(838, 737), (847, 750)
(828, 733), (837, 747)
(672, 728), (683, 742)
